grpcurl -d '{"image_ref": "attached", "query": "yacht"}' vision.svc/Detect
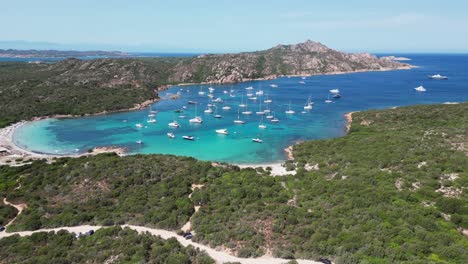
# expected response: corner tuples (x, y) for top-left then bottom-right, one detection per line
(148, 113), (156, 117)
(252, 138), (263, 143)
(168, 121), (180, 128)
(299, 81), (306, 84)
(188, 101), (198, 105)
(248, 97), (257, 101)
(214, 113), (223, 118)
(414, 85), (426, 92)
(329, 89), (340, 94)
(167, 132), (175, 139)
(208, 87), (215, 92)
(208, 93), (214, 99)
(182, 135), (195, 141)
(222, 105), (231, 110)
(213, 97), (223, 103)
(136, 140), (143, 144)
(242, 110), (253, 115)
(333, 94), (341, 99)
(258, 117), (267, 129)
(428, 74), (448, 80)
(304, 96), (313, 110)
(147, 118), (157, 123)
(216, 129), (229, 135)
(255, 90), (264, 96)
(204, 107), (213, 114)
(135, 123), (144, 128)
(245, 86), (253, 90)
(285, 101), (295, 114)
(269, 84), (278, 88)
(246, 93), (253, 97)
(325, 95), (333, 103)
(223, 90), (228, 94)
(189, 116), (203, 123)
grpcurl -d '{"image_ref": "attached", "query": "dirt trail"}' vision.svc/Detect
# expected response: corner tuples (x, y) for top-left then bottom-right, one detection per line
(2, 198), (27, 227)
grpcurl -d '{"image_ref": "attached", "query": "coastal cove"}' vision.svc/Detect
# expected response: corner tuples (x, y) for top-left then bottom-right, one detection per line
(7, 54), (468, 164)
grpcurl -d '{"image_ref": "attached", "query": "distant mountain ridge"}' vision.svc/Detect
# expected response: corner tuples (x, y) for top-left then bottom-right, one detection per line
(0, 49), (128, 58)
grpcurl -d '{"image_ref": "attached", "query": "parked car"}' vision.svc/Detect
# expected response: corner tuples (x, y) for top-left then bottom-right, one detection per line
(182, 232), (193, 240)
(318, 258), (332, 264)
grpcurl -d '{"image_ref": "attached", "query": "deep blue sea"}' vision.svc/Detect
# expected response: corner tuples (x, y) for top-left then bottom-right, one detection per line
(13, 54), (468, 164)
(0, 52), (198, 62)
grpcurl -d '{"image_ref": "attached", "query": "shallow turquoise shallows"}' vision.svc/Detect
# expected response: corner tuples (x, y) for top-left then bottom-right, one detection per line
(13, 54), (468, 164)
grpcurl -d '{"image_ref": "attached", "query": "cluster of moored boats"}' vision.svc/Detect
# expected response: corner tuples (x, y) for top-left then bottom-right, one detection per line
(133, 80), (345, 144)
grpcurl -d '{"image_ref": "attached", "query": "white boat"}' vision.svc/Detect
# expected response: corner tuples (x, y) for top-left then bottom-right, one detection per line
(182, 106), (187, 109)
(329, 89), (340, 94)
(248, 97), (257, 100)
(301, 76), (306, 80)
(198, 87), (205, 95)
(168, 121), (180, 127)
(148, 113), (156, 117)
(264, 109), (271, 113)
(428, 74), (448, 80)
(245, 86), (253, 90)
(285, 101), (295, 114)
(304, 96), (313, 110)
(135, 123), (144, 128)
(178, 115), (187, 118)
(147, 118), (157, 123)
(223, 90), (228, 94)
(222, 105), (231, 110)
(204, 108), (213, 114)
(216, 129), (229, 135)
(183, 135), (195, 141)
(270, 84), (278, 88)
(258, 116), (267, 129)
(256, 111), (265, 115)
(207, 104), (214, 107)
(239, 103), (247, 108)
(242, 110), (253, 115)
(299, 81), (306, 84)
(246, 93), (253, 97)
(208, 93), (214, 98)
(213, 98), (223, 103)
(255, 90), (264, 96)
(167, 132), (175, 139)
(189, 117), (203, 123)
(266, 115), (274, 119)
(136, 140), (143, 144)
(325, 95), (333, 103)
(414, 85), (426, 92)
(252, 138), (263, 143)
(230, 93), (235, 97)
(271, 118), (279, 123)
(234, 110), (246, 124)
(214, 114), (222, 118)
(333, 94), (341, 98)
(208, 87), (215, 92)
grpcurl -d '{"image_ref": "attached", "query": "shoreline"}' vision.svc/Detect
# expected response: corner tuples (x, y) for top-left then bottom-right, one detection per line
(344, 112), (356, 133)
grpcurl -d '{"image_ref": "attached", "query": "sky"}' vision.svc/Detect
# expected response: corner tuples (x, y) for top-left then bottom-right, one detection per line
(1, 0), (468, 53)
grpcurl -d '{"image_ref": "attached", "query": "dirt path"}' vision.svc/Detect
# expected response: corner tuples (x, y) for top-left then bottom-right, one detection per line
(2, 198), (27, 227)
(181, 184), (204, 233)
(0, 224), (320, 264)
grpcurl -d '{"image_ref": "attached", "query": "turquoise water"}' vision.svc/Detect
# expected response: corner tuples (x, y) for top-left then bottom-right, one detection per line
(13, 54), (468, 163)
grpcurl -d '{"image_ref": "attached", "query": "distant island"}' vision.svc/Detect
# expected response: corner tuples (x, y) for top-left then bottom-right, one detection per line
(0, 49), (128, 58)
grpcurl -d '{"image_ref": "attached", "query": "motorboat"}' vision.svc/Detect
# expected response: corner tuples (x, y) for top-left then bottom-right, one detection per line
(270, 84), (278, 88)
(147, 118), (157, 123)
(216, 129), (229, 135)
(245, 86), (253, 90)
(414, 85), (426, 92)
(168, 121), (180, 128)
(329, 89), (340, 94)
(214, 114), (222, 118)
(189, 116), (203, 123)
(167, 133), (175, 139)
(222, 105), (231, 110)
(213, 98), (223, 103)
(242, 110), (253, 115)
(255, 90), (264, 96)
(136, 140), (143, 144)
(183, 135), (195, 141)
(333, 94), (341, 99)
(248, 97), (257, 100)
(135, 123), (144, 128)
(188, 101), (198, 105)
(428, 74), (448, 80)
(299, 81), (306, 84)
(204, 108), (213, 114)
(252, 138), (263, 143)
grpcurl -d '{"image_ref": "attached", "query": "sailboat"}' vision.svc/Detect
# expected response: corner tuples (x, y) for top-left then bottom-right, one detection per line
(270, 112), (279, 123)
(135, 123), (144, 128)
(198, 86), (205, 95)
(189, 105), (203, 123)
(214, 106), (222, 118)
(252, 138), (263, 143)
(304, 96), (313, 110)
(325, 95), (333, 103)
(414, 85), (426, 92)
(285, 101), (295, 114)
(258, 116), (267, 129)
(269, 84), (278, 88)
(239, 94), (247, 108)
(234, 109), (246, 124)
(256, 100), (265, 115)
(242, 101), (252, 115)
(147, 118), (157, 123)
(264, 94), (272, 104)
(245, 86), (253, 90)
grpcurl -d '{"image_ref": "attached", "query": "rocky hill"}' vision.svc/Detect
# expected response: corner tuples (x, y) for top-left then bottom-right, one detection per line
(167, 40), (411, 83)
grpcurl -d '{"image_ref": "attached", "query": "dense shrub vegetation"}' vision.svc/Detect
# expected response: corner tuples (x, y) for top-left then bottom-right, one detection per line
(0, 226), (214, 263)
(0, 103), (466, 263)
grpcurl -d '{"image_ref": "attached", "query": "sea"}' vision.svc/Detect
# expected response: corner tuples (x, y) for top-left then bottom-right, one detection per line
(11, 54), (468, 164)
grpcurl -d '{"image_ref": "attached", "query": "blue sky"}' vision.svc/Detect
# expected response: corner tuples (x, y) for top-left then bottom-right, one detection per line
(1, 0), (467, 53)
